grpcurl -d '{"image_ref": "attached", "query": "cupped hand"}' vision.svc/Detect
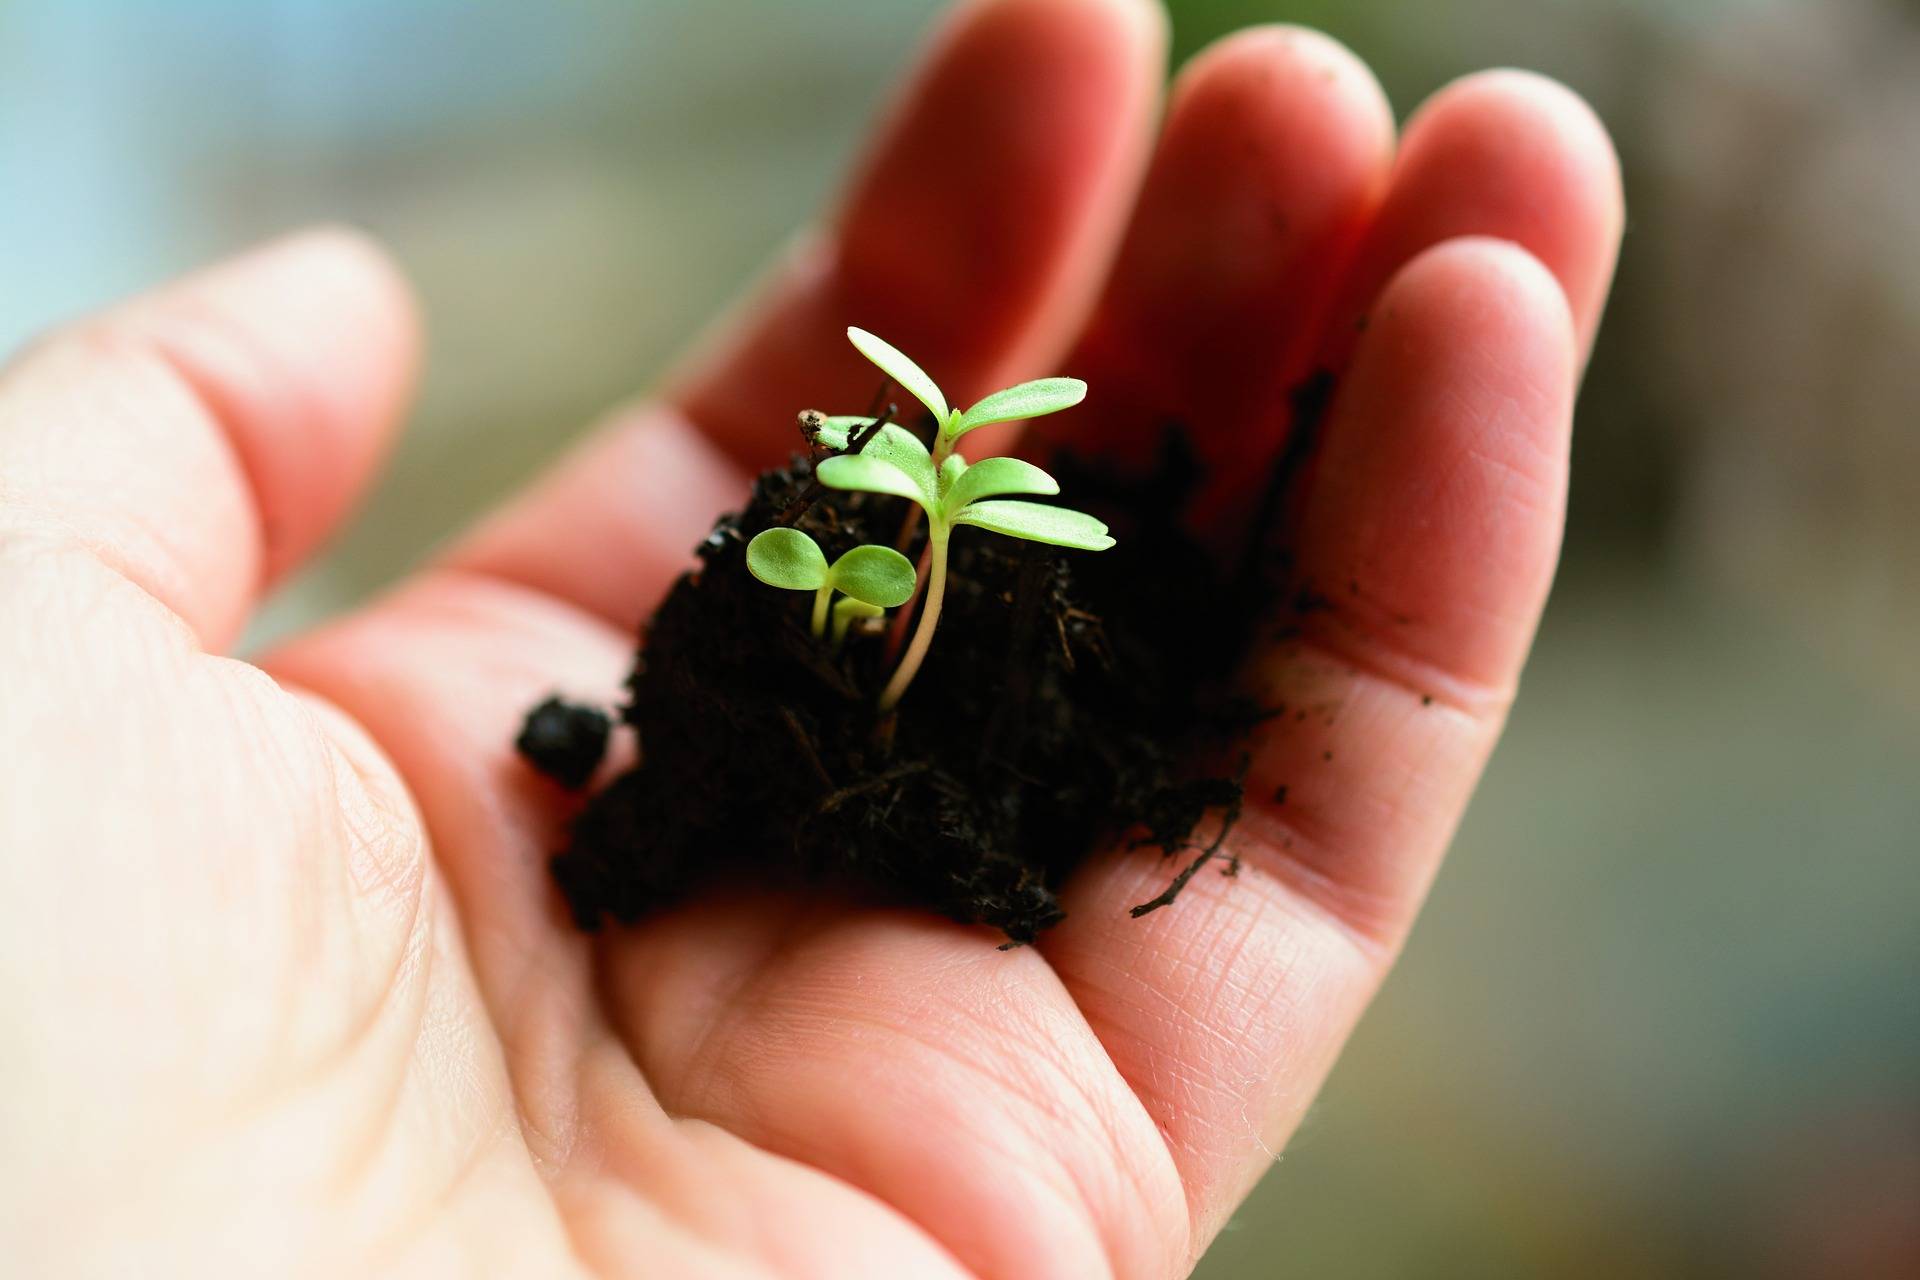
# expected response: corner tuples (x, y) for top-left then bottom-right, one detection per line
(0, 1), (1620, 1275)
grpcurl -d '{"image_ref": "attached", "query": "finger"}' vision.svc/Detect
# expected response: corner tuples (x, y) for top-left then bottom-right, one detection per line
(1027, 25), (1394, 508)
(0, 228), (418, 650)
(443, 405), (749, 630)
(666, 0), (1166, 472)
(1040, 239), (1583, 1256)
(1321, 69), (1623, 368)
(600, 902), (1191, 1280)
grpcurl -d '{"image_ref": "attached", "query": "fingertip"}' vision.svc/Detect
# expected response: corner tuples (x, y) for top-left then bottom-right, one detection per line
(1377, 235), (1579, 381)
(676, 0), (1168, 468)
(213, 223), (423, 377)
(1170, 23), (1394, 159)
(836, 0), (1167, 355)
(1312, 235), (1579, 692)
(1036, 19), (1394, 497)
(1414, 68), (1621, 194)
(1393, 69), (1623, 351)
(143, 224), (422, 581)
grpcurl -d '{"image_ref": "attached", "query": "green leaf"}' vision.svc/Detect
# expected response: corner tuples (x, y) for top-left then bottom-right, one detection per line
(857, 424), (940, 510)
(951, 377), (1086, 439)
(815, 453), (932, 512)
(944, 456), (1059, 515)
(745, 527), (829, 590)
(952, 500), (1114, 551)
(828, 544), (918, 608)
(848, 327), (949, 425)
(937, 452), (967, 500)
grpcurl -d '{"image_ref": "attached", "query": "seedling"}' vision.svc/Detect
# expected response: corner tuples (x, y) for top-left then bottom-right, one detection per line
(745, 528), (917, 638)
(830, 597), (883, 650)
(839, 327), (1088, 466)
(809, 330), (1113, 711)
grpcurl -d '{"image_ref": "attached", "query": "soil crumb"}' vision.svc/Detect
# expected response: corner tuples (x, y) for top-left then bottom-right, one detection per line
(517, 697), (612, 790)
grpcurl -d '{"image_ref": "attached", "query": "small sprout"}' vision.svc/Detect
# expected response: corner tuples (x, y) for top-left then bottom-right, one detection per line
(846, 326), (1086, 464)
(746, 527), (916, 639)
(830, 597), (883, 650)
(814, 337), (1113, 710)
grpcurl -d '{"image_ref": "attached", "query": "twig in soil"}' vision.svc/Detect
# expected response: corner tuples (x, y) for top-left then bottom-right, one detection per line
(778, 403), (896, 526)
(1129, 760), (1250, 918)
(778, 706), (835, 791)
(809, 762), (930, 820)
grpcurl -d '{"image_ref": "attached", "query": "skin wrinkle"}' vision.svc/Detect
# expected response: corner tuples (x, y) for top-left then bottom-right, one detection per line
(1230, 796), (1425, 951)
(625, 928), (1182, 1280)
(495, 941), (600, 1174)
(973, 966), (1189, 1277)
(553, 1157), (784, 1280)
(1071, 879), (1347, 1226)
(1287, 612), (1518, 719)
(680, 999), (1121, 1280)
(570, 1064), (880, 1280)
(268, 572), (632, 1185)
(238, 737), (434, 1133)
(312, 887), (442, 1202)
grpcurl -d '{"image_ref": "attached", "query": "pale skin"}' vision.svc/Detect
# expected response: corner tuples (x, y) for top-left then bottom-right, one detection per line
(0, 1), (1621, 1276)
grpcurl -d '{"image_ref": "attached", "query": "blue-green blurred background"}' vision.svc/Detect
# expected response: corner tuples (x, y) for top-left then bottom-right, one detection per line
(4, 1), (1916, 1274)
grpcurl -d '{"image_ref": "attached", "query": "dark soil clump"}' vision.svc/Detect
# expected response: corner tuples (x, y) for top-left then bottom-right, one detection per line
(527, 421), (1280, 945)
(516, 697), (612, 790)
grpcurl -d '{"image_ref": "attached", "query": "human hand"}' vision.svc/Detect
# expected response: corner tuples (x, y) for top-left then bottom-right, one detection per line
(0, 1), (1619, 1275)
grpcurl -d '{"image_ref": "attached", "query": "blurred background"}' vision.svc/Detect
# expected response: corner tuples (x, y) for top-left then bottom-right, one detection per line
(3, 0), (1915, 1274)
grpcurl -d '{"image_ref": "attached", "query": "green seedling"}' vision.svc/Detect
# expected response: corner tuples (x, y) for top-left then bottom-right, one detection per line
(830, 597), (884, 650)
(840, 327), (1087, 466)
(812, 346), (1112, 710)
(745, 527), (917, 638)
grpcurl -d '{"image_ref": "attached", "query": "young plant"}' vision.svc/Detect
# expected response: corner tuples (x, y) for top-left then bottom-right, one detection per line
(829, 597), (884, 650)
(745, 527), (917, 639)
(810, 335), (1113, 711)
(840, 327), (1088, 467)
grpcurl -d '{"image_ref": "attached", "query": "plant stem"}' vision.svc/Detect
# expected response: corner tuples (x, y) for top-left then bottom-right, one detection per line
(878, 525), (947, 712)
(880, 540), (930, 665)
(811, 586), (832, 637)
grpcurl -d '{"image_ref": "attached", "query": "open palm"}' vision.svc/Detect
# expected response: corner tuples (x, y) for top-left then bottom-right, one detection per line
(0, 1), (1621, 1275)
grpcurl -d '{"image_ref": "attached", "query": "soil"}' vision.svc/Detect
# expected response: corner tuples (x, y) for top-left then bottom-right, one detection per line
(522, 401), (1316, 945)
(515, 697), (612, 790)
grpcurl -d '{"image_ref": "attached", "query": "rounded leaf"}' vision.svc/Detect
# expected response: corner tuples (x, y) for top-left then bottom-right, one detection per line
(816, 452), (934, 513)
(745, 527), (829, 590)
(945, 456), (1059, 516)
(829, 544), (918, 608)
(952, 377), (1087, 439)
(937, 452), (968, 499)
(848, 327), (949, 426)
(861, 424), (940, 508)
(952, 499), (1114, 551)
